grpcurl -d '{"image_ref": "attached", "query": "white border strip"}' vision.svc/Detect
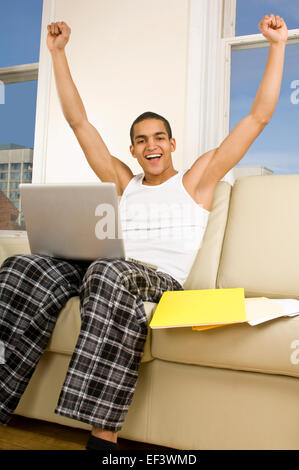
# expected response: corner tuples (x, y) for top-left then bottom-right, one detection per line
(32, 0), (56, 184)
(0, 230), (28, 238)
(222, 0), (236, 38)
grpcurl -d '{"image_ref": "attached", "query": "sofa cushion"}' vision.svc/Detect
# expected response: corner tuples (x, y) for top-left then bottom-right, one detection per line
(217, 175), (299, 298)
(46, 297), (156, 363)
(184, 181), (231, 290)
(151, 313), (299, 378)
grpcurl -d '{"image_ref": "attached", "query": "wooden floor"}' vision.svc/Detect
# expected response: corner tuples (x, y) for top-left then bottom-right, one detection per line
(0, 415), (172, 451)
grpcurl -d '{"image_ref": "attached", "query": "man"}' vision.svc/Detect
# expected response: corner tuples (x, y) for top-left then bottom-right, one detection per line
(0, 14), (287, 451)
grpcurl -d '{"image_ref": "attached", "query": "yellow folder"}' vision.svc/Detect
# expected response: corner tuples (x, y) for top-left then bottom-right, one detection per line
(149, 288), (247, 329)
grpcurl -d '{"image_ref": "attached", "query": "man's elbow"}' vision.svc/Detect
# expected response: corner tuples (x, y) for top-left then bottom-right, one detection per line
(69, 117), (89, 132)
(249, 111), (271, 128)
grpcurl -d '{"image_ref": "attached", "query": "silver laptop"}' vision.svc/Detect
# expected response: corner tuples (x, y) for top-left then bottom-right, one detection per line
(19, 182), (126, 261)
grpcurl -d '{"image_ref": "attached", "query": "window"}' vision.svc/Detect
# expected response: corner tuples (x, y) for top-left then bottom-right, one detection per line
(0, 0), (43, 232)
(224, 0), (299, 181)
(23, 163), (33, 170)
(11, 163), (21, 170)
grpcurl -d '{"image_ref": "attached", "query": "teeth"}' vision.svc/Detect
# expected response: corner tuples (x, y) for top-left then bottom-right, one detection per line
(146, 154), (161, 159)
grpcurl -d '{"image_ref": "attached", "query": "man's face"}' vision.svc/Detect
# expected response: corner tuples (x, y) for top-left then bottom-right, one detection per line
(130, 119), (176, 174)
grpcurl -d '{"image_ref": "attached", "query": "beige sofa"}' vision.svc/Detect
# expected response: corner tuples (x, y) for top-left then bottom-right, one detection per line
(2, 174), (299, 450)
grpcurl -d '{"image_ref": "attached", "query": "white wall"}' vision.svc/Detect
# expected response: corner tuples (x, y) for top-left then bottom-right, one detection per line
(41, 0), (190, 183)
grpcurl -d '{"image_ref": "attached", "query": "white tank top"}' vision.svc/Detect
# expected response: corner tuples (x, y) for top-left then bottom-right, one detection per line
(119, 169), (210, 286)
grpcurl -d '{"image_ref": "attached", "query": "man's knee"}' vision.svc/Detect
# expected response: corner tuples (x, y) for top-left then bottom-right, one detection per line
(1, 253), (36, 269)
(0, 254), (78, 286)
(84, 258), (132, 284)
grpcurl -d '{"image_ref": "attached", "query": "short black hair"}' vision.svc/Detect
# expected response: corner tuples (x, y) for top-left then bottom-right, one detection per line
(130, 111), (172, 145)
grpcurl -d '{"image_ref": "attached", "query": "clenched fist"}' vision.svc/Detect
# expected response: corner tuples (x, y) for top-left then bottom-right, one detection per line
(258, 14), (288, 44)
(46, 21), (71, 51)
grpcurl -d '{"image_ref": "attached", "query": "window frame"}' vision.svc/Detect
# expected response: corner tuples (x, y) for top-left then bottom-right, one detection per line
(223, 0), (299, 182)
(183, 0), (299, 185)
(0, 0), (54, 238)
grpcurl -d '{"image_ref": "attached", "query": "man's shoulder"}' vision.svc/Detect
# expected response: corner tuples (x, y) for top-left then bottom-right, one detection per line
(120, 173), (142, 196)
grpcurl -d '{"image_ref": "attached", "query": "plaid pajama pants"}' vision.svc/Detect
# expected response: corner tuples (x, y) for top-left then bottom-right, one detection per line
(0, 253), (183, 431)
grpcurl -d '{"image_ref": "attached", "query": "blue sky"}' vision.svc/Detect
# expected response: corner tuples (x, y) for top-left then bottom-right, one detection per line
(230, 43), (299, 174)
(0, 0), (43, 68)
(236, 0), (299, 36)
(0, 0), (299, 174)
(0, 0), (43, 148)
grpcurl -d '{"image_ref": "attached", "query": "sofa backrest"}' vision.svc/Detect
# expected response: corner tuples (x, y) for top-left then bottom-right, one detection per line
(0, 235), (30, 266)
(184, 181), (231, 290)
(217, 174), (299, 298)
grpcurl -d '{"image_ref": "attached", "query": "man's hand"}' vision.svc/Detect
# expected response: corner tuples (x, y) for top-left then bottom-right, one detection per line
(258, 14), (288, 44)
(46, 21), (71, 52)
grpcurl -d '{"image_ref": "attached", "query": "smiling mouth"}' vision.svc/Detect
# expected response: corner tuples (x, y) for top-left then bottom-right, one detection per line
(145, 154), (162, 160)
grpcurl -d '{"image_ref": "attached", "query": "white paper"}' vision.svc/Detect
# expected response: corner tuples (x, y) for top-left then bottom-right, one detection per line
(247, 298), (299, 326)
(248, 314), (285, 326)
(271, 299), (299, 316)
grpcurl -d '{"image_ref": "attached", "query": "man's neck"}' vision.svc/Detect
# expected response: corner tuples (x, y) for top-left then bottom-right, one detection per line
(142, 168), (178, 186)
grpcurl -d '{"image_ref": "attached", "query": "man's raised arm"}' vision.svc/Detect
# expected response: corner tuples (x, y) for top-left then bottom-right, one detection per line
(46, 22), (133, 194)
(189, 14), (288, 210)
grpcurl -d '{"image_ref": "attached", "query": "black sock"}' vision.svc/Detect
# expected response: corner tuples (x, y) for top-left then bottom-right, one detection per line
(86, 434), (118, 451)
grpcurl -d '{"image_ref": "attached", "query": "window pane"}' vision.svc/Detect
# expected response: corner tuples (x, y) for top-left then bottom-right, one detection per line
(0, 81), (37, 149)
(23, 163), (33, 170)
(0, 81), (36, 229)
(0, 2), (41, 231)
(236, 0), (299, 36)
(0, 0), (43, 67)
(229, 43), (299, 176)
